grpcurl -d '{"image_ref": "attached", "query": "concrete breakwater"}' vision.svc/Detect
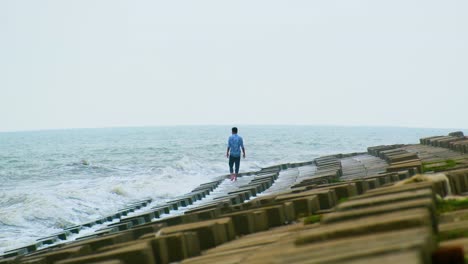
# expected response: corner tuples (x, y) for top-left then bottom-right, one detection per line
(2, 131), (468, 263)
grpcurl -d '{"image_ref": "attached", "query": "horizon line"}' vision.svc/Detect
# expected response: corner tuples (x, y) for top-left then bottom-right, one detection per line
(0, 123), (465, 134)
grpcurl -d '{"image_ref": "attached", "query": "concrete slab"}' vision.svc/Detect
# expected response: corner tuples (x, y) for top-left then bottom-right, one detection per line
(55, 241), (155, 264)
(296, 208), (433, 245)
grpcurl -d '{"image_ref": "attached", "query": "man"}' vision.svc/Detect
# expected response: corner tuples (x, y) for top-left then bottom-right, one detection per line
(226, 127), (245, 181)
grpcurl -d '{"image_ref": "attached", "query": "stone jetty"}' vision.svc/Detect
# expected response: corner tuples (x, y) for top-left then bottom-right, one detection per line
(2, 131), (468, 263)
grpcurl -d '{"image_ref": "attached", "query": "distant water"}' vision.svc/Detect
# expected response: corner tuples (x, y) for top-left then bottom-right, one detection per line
(0, 125), (457, 253)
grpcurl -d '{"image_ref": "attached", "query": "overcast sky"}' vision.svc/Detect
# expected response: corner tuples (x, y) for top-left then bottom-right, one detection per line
(1, 1), (467, 132)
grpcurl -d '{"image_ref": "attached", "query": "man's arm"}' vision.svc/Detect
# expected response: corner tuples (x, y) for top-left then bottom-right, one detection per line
(240, 137), (245, 158)
(226, 147), (230, 158)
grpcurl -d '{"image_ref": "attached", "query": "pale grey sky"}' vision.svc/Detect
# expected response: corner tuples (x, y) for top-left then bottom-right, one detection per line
(1, 1), (467, 132)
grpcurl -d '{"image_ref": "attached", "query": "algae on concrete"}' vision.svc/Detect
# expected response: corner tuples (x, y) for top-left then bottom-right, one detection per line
(437, 198), (468, 214)
(304, 215), (321, 225)
(422, 159), (458, 173)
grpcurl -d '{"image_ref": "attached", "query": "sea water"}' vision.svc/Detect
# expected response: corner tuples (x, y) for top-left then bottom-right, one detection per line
(0, 125), (456, 253)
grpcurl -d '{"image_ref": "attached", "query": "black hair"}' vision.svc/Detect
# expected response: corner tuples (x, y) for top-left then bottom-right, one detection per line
(232, 127), (238, 133)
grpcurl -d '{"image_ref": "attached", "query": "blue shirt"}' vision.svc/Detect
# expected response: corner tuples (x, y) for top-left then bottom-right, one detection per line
(228, 134), (244, 157)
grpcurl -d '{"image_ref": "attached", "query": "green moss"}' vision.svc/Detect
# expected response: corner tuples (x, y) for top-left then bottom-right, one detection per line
(439, 230), (468, 241)
(304, 215), (321, 225)
(338, 197), (349, 204)
(437, 198), (468, 214)
(329, 178), (344, 183)
(422, 159), (457, 173)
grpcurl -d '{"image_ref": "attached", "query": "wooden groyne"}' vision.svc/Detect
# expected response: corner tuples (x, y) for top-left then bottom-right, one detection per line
(2, 131), (468, 263)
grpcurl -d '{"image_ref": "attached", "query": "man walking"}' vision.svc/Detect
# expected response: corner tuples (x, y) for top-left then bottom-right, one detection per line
(226, 127), (245, 181)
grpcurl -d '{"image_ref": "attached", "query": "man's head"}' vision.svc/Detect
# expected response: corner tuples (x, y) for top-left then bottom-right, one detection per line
(232, 127), (238, 134)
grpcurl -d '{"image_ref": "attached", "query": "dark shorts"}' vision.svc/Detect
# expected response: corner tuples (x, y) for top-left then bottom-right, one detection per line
(229, 156), (241, 174)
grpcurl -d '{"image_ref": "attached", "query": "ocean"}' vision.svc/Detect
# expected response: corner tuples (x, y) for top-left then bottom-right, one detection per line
(0, 125), (456, 253)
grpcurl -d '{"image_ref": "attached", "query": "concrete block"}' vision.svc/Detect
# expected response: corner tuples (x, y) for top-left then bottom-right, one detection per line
(386, 160), (422, 174)
(365, 178), (380, 190)
(389, 174), (400, 183)
(310, 189), (337, 210)
(203, 231), (289, 256)
(332, 183), (358, 200)
(355, 182), (436, 204)
(229, 187), (257, 197)
(364, 173), (393, 186)
(106, 222), (132, 232)
(85, 261), (124, 264)
(439, 220), (468, 241)
(213, 195), (241, 205)
(343, 251), (424, 264)
(439, 237), (468, 254)
(398, 170), (410, 180)
(64, 226), (81, 234)
(128, 223), (166, 239)
(386, 153), (419, 163)
(61, 232), (134, 252)
(121, 212), (155, 226)
(449, 140), (468, 151)
(97, 233), (187, 264)
(157, 218), (233, 250)
(156, 214), (197, 227)
(439, 209), (468, 224)
(184, 203), (220, 214)
(262, 205), (286, 228)
(21, 245), (91, 264)
(247, 227), (433, 264)
(354, 180), (369, 195)
(185, 208), (220, 221)
(180, 248), (253, 264)
(55, 241), (156, 264)
(286, 196), (320, 218)
(325, 198), (438, 232)
(252, 210), (269, 232)
(227, 190), (251, 202)
(157, 233), (192, 263)
(339, 188), (435, 211)
(36, 236), (59, 247)
(151, 205), (171, 216)
(222, 211), (256, 236)
(449, 131), (464, 137)
(420, 136), (443, 145)
(216, 217), (236, 241)
(296, 208), (433, 245)
(283, 201), (296, 223)
(239, 183), (265, 193)
(182, 231), (201, 259)
(240, 200), (258, 210)
(251, 194), (277, 206)
(169, 197), (193, 208)
(447, 169), (468, 194)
